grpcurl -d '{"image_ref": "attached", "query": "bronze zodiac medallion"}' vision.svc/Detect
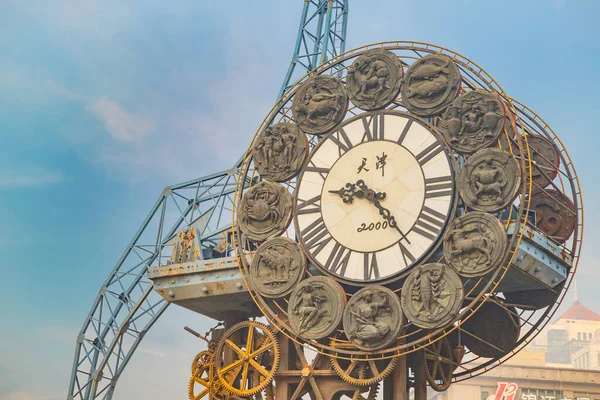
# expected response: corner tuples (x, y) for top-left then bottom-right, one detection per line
(443, 212), (507, 278)
(252, 122), (309, 183)
(288, 276), (346, 340)
(342, 285), (403, 351)
(400, 54), (461, 117)
(292, 75), (349, 135)
(529, 188), (577, 243)
(248, 237), (307, 298)
(461, 298), (520, 358)
(525, 134), (561, 192)
(441, 90), (506, 154)
(458, 148), (521, 212)
(401, 263), (463, 329)
(237, 181), (293, 242)
(346, 48), (403, 111)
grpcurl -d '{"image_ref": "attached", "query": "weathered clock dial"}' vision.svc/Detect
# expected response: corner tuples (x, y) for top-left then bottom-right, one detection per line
(294, 110), (455, 284)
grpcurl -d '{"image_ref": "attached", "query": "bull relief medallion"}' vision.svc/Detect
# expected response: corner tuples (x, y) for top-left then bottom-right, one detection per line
(443, 212), (507, 278)
(248, 237), (306, 298)
(529, 188), (577, 243)
(252, 122), (308, 182)
(237, 181), (293, 242)
(441, 90), (506, 154)
(526, 134), (560, 192)
(458, 148), (521, 212)
(292, 75), (349, 135)
(342, 285), (403, 351)
(346, 48), (403, 111)
(401, 263), (463, 329)
(288, 276), (346, 340)
(400, 54), (461, 117)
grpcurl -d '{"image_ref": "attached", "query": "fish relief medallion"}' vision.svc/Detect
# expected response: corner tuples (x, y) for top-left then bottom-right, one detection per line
(401, 263), (463, 330)
(342, 285), (403, 351)
(292, 75), (349, 135)
(400, 54), (461, 117)
(529, 188), (577, 244)
(346, 48), (404, 111)
(288, 276), (346, 340)
(443, 212), (507, 278)
(248, 237), (307, 298)
(525, 134), (561, 192)
(237, 181), (293, 242)
(458, 148), (521, 212)
(252, 122), (309, 183)
(441, 90), (506, 155)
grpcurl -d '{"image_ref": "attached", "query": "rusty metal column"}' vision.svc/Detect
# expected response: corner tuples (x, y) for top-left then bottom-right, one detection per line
(414, 360), (427, 400)
(384, 356), (408, 400)
(274, 335), (292, 399)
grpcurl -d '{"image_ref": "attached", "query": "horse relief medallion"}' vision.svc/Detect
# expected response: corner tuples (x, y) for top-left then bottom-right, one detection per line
(292, 75), (349, 135)
(248, 237), (307, 298)
(443, 212), (507, 278)
(346, 48), (403, 111)
(237, 181), (293, 242)
(401, 263), (463, 329)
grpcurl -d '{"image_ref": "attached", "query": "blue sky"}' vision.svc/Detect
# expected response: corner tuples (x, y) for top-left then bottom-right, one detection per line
(1, 1), (599, 399)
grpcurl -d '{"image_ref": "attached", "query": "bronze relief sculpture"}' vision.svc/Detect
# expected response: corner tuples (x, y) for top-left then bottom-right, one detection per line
(248, 237), (306, 298)
(401, 263), (463, 329)
(288, 276), (346, 340)
(529, 188), (577, 243)
(346, 48), (403, 111)
(400, 54), (461, 117)
(443, 212), (507, 278)
(441, 90), (505, 154)
(525, 134), (560, 192)
(292, 75), (349, 135)
(252, 122), (308, 182)
(458, 148), (521, 212)
(237, 181), (293, 242)
(342, 285), (403, 351)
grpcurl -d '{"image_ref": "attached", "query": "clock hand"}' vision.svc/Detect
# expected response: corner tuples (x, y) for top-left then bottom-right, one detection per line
(355, 180), (411, 244)
(328, 183), (364, 204)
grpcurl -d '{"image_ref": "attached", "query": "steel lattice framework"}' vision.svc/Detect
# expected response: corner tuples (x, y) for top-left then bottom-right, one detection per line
(67, 1), (349, 399)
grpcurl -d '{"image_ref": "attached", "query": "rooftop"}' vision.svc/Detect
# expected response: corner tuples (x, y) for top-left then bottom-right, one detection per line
(555, 300), (600, 322)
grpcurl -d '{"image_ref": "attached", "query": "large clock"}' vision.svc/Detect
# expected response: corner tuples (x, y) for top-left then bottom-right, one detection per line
(294, 110), (455, 284)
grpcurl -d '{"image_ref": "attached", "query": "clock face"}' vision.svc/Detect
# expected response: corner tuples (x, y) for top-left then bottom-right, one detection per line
(294, 111), (455, 283)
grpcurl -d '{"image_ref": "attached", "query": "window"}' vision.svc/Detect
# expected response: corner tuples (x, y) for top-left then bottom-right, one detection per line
(584, 332), (588, 341)
(578, 332), (582, 340)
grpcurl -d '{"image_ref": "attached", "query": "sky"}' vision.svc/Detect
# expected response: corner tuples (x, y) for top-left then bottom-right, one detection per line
(0, 0), (599, 399)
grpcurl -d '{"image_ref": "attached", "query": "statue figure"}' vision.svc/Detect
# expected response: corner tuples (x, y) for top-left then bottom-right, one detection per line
(348, 292), (392, 346)
(293, 285), (326, 333)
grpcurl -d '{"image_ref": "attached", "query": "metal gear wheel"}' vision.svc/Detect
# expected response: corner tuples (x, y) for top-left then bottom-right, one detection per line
(191, 350), (213, 374)
(332, 381), (380, 400)
(330, 355), (398, 387)
(420, 335), (458, 392)
(214, 320), (280, 397)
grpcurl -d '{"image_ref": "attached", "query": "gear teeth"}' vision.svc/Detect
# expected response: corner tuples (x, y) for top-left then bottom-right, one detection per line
(214, 321), (280, 398)
(191, 350), (212, 374)
(421, 337), (454, 392)
(330, 355), (398, 386)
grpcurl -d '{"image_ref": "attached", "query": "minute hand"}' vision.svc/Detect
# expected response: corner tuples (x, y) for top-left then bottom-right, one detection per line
(371, 197), (411, 244)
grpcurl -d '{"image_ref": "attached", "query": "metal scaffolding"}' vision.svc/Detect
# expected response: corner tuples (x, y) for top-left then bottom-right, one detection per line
(66, 1), (349, 399)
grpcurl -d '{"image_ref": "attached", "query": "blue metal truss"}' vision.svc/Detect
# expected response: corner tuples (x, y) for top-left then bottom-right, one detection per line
(66, 1), (349, 399)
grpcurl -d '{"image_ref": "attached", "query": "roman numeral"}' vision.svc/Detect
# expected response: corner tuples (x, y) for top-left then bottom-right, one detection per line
(301, 217), (332, 256)
(361, 116), (373, 142)
(296, 194), (321, 215)
(398, 241), (416, 266)
(416, 142), (444, 166)
(328, 128), (353, 157)
(324, 242), (352, 276)
(304, 160), (330, 180)
(397, 119), (412, 145)
(413, 206), (447, 241)
(364, 253), (380, 280)
(372, 112), (384, 140)
(424, 176), (453, 198)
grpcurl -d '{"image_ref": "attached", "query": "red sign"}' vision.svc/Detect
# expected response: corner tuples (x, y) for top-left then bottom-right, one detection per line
(487, 382), (519, 400)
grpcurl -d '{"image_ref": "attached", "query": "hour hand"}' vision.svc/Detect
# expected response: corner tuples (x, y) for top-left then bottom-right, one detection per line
(328, 183), (364, 204)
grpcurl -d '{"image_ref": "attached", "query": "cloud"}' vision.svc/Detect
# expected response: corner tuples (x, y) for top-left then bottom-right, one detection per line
(0, 168), (68, 188)
(87, 98), (156, 143)
(138, 347), (168, 358)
